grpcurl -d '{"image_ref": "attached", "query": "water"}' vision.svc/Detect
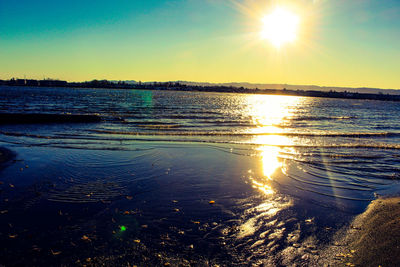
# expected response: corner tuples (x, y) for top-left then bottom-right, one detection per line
(0, 86), (400, 266)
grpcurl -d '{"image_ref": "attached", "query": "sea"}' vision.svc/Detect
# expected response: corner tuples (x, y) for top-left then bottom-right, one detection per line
(0, 86), (399, 266)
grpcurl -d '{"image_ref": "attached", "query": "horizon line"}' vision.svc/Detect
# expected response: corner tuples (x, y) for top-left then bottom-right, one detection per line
(1, 76), (399, 91)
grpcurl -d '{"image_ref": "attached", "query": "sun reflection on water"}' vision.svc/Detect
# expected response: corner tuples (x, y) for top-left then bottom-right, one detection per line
(245, 95), (301, 194)
(260, 146), (282, 179)
(234, 95), (301, 261)
(246, 95), (301, 135)
(248, 145), (282, 195)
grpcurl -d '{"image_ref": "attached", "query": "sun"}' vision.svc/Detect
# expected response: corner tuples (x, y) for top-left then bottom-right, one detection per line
(261, 7), (300, 48)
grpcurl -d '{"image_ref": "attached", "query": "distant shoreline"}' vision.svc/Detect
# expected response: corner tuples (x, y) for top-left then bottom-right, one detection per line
(1, 80), (400, 102)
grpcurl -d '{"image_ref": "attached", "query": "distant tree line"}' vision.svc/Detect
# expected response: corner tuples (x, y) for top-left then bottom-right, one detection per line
(1, 78), (68, 87)
(1, 77), (400, 102)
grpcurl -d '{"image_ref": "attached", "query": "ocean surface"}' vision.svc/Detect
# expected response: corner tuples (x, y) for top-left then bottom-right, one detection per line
(1, 86), (400, 266)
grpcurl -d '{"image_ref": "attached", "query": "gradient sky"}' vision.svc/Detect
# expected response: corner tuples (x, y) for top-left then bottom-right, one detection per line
(1, 0), (399, 89)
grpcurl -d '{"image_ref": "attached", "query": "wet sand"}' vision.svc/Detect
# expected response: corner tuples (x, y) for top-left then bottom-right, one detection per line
(319, 197), (400, 266)
(0, 143), (399, 266)
(0, 144), (346, 266)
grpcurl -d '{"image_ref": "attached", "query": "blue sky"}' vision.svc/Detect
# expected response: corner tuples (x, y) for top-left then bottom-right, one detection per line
(1, 0), (399, 89)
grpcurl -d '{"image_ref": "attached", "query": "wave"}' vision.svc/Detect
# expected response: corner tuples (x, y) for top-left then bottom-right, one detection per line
(2, 130), (400, 150)
(135, 124), (182, 129)
(287, 116), (356, 121)
(1, 138), (400, 152)
(113, 115), (356, 122)
(87, 129), (400, 138)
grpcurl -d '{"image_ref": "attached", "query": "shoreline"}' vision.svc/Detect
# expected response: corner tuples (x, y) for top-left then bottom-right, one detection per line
(318, 197), (400, 266)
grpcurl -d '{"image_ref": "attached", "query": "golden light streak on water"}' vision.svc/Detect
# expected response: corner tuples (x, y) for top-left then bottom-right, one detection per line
(246, 95), (300, 127)
(260, 146), (282, 179)
(244, 95), (301, 194)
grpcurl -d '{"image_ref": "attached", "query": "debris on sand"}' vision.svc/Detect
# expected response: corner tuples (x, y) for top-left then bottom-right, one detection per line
(319, 197), (400, 267)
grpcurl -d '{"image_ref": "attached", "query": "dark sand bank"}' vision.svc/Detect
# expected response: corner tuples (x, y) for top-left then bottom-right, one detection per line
(0, 147), (14, 167)
(0, 113), (101, 124)
(318, 197), (400, 266)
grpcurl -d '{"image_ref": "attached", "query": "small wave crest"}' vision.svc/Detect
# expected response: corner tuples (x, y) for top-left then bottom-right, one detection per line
(287, 116), (356, 121)
(2, 129), (400, 150)
(88, 129), (400, 138)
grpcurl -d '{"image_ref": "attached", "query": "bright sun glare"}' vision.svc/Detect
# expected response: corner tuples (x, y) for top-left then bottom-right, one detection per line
(261, 7), (300, 48)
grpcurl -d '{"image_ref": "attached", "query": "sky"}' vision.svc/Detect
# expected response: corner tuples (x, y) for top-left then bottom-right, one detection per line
(0, 0), (399, 89)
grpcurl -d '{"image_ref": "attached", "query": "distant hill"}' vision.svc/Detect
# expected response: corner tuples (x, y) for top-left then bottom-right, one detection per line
(174, 81), (400, 95)
(3, 78), (399, 101)
(98, 80), (400, 95)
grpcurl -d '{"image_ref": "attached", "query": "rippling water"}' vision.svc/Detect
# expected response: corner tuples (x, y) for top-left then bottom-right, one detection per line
(1, 86), (400, 266)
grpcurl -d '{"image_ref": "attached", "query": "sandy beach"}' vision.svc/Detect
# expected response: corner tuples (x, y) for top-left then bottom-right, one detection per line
(318, 197), (400, 266)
